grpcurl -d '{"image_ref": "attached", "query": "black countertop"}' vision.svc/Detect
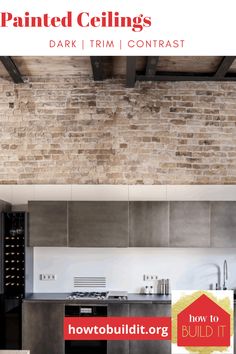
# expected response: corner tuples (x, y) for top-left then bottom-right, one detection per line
(24, 293), (171, 304)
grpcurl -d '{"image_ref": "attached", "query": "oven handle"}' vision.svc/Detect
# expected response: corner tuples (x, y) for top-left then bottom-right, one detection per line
(79, 307), (93, 315)
(65, 305), (108, 317)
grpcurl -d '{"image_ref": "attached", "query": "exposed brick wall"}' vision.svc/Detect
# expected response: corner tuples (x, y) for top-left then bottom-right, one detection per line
(0, 76), (236, 184)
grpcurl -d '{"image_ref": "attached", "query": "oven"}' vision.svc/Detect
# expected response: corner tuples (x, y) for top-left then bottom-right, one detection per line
(65, 305), (107, 354)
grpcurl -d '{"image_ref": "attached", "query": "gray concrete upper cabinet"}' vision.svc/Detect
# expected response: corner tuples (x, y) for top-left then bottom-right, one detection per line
(211, 202), (236, 247)
(27, 200), (236, 248)
(0, 200), (11, 212)
(68, 201), (129, 247)
(28, 201), (68, 247)
(169, 202), (211, 247)
(129, 202), (169, 247)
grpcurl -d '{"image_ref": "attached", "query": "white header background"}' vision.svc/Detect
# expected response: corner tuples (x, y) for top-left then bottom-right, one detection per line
(0, 0), (235, 55)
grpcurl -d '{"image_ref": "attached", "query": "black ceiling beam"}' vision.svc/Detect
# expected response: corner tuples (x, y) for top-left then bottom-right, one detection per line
(145, 57), (159, 76)
(136, 71), (236, 82)
(126, 57), (137, 88)
(0, 56), (24, 84)
(214, 56), (236, 79)
(90, 57), (105, 81)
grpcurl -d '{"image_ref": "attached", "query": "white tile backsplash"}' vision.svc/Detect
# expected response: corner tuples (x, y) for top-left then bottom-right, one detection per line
(33, 247), (236, 293)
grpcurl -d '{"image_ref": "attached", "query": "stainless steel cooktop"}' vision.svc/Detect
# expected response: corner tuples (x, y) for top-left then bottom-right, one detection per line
(67, 291), (108, 300)
(67, 290), (128, 300)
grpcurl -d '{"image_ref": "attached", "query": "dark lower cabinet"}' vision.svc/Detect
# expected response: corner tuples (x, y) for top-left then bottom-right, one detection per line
(234, 305), (236, 354)
(108, 303), (171, 354)
(3, 299), (22, 349)
(107, 304), (129, 354)
(0, 297), (22, 350)
(22, 301), (64, 354)
(129, 304), (171, 354)
(0, 296), (3, 348)
(22, 302), (172, 354)
(22, 302), (236, 354)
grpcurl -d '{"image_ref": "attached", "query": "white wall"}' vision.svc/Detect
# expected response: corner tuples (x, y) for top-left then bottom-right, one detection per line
(1, 184), (236, 204)
(33, 247), (236, 293)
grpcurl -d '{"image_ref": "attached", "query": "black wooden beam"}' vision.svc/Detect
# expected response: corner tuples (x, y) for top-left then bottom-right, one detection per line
(214, 56), (236, 79)
(136, 71), (236, 82)
(145, 57), (159, 76)
(0, 56), (24, 83)
(126, 57), (137, 88)
(90, 57), (105, 81)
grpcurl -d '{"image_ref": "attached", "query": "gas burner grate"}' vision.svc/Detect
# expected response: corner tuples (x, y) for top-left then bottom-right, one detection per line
(67, 291), (108, 300)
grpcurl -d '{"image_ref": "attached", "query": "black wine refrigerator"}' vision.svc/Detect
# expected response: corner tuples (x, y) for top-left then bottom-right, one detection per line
(0, 211), (33, 349)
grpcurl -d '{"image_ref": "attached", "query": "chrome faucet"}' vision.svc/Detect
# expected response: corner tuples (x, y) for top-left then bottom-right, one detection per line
(223, 259), (228, 290)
